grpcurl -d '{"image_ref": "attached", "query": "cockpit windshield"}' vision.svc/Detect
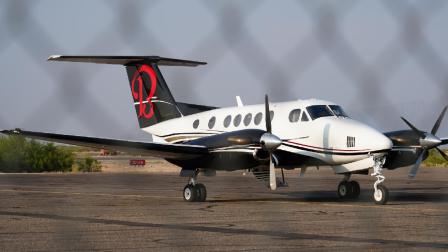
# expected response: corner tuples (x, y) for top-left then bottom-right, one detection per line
(306, 105), (334, 120)
(329, 105), (349, 118)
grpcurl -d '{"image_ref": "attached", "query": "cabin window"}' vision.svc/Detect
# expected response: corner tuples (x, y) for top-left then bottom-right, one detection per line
(301, 111), (309, 122)
(244, 113), (252, 126)
(269, 111), (275, 121)
(254, 112), (263, 125)
(306, 105), (334, 120)
(234, 114), (242, 127)
(193, 119), (199, 129)
(208, 116), (216, 129)
(223, 115), (232, 128)
(289, 109), (301, 123)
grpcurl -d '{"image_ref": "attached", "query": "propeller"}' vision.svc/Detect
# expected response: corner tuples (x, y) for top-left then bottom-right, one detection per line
(401, 106), (448, 178)
(260, 95), (282, 190)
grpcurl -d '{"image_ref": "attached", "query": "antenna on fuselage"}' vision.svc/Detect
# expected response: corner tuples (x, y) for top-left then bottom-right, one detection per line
(236, 96), (244, 107)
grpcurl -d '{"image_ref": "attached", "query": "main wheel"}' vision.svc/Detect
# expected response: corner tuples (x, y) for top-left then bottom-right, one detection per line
(195, 183), (207, 202)
(349, 181), (360, 199)
(183, 185), (197, 202)
(337, 181), (351, 199)
(373, 184), (389, 205)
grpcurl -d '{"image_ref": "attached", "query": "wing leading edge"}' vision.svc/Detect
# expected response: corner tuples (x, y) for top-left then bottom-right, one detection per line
(0, 129), (208, 160)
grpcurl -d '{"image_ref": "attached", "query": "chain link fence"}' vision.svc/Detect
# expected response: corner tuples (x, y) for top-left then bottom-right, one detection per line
(0, 0), (447, 139)
(0, 0), (448, 249)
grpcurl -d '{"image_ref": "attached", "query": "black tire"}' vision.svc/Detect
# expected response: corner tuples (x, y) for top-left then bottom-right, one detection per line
(195, 183), (207, 202)
(349, 181), (360, 199)
(373, 184), (389, 205)
(337, 181), (351, 199)
(183, 185), (197, 202)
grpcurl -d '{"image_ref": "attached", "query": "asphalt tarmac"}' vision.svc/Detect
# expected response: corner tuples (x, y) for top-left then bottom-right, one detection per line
(0, 167), (447, 251)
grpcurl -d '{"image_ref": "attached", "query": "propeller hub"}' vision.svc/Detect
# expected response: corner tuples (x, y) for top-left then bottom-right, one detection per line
(260, 133), (282, 152)
(420, 133), (442, 148)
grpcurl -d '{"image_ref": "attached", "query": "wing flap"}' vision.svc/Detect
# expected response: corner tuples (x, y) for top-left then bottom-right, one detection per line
(0, 129), (208, 160)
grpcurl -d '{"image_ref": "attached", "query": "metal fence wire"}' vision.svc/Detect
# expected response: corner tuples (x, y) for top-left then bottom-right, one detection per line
(0, 0), (447, 140)
(1, 0), (448, 250)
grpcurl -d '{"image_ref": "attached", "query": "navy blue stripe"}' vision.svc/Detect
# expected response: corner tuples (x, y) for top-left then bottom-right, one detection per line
(283, 142), (388, 156)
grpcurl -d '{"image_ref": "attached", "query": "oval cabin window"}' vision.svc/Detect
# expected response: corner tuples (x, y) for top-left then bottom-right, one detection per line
(233, 114), (242, 127)
(223, 115), (232, 128)
(208, 116), (216, 129)
(289, 109), (301, 122)
(243, 113), (252, 126)
(193, 119), (200, 129)
(254, 112), (263, 125)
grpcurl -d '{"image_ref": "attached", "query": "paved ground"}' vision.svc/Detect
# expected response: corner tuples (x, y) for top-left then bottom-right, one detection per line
(0, 167), (447, 251)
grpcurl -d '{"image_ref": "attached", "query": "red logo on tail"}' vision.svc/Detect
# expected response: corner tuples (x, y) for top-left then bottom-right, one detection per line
(131, 65), (157, 119)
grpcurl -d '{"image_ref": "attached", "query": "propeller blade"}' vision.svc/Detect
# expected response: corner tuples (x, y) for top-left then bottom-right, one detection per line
(442, 139), (448, 145)
(400, 117), (425, 138)
(265, 95), (272, 133)
(431, 106), (447, 135)
(409, 149), (425, 178)
(436, 147), (448, 161)
(269, 154), (277, 190)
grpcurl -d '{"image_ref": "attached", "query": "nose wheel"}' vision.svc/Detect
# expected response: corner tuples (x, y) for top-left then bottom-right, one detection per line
(373, 184), (389, 205)
(371, 156), (389, 205)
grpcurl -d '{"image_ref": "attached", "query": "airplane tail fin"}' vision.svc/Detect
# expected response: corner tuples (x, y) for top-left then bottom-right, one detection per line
(48, 55), (206, 128)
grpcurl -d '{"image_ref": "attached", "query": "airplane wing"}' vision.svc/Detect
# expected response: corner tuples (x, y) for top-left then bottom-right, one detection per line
(0, 129), (208, 160)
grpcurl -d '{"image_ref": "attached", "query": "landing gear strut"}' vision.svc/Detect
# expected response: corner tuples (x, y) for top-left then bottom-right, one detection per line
(337, 174), (360, 200)
(371, 156), (389, 205)
(183, 170), (207, 202)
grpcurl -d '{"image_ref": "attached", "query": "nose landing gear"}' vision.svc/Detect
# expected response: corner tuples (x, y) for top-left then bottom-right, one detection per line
(371, 156), (389, 205)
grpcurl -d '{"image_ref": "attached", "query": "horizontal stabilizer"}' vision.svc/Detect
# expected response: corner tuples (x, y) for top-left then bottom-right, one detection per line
(47, 55), (207, 67)
(1, 129), (208, 160)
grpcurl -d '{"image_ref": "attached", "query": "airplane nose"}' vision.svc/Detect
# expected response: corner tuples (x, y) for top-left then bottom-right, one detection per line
(362, 125), (393, 151)
(379, 133), (393, 151)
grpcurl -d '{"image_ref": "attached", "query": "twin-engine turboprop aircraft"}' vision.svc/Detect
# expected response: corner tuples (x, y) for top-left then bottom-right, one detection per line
(2, 55), (447, 205)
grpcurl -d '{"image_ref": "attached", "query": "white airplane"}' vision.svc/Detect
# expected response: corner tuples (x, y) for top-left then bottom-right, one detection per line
(2, 55), (447, 205)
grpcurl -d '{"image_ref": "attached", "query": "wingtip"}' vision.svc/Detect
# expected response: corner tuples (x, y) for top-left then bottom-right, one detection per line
(0, 128), (22, 134)
(47, 55), (62, 61)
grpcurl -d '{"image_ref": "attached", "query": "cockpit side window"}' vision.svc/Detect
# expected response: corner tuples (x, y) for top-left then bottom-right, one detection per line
(329, 105), (349, 118)
(306, 105), (334, 120)
(301, 111), (309, 121)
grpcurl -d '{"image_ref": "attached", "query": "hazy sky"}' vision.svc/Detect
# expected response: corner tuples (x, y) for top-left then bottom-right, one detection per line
(0, 0), (447, 141)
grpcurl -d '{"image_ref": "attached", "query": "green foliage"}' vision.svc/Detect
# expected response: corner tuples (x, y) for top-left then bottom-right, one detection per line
(0, 135), (74, 173)
(76, 157), (102, 172)
(423, 149), (448, 167)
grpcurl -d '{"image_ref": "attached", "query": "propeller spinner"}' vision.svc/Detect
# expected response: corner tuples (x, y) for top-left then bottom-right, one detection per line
(400, 106), (448, 178)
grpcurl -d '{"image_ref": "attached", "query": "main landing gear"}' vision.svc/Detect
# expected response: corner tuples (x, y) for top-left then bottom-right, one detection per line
(371, 156), (389, 205)
(337, 174), (360, 200)
(183, 171), (207, 202)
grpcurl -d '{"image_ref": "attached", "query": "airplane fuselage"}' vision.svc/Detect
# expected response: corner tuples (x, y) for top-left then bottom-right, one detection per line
(146, 99), (392, 172)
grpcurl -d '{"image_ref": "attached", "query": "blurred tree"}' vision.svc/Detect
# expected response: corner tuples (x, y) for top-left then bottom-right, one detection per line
(423, 149), (448, 167)
(77, 157), (101, 172)
(0, 136), (27, 172)
(0, 136), (74, 172)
